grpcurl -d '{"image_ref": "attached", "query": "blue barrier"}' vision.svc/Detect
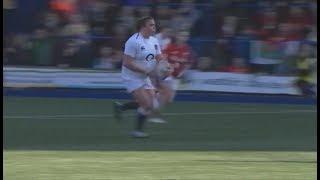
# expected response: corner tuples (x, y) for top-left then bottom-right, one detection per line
(4, 87), (316, 105)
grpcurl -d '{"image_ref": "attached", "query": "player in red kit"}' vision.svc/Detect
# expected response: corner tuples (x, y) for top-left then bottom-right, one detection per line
(164, 31), (193, 77)
(148, 30), (194, 123)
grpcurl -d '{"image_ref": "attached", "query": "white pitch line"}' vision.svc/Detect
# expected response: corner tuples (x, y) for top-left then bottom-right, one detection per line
(3, 110), (316, 119)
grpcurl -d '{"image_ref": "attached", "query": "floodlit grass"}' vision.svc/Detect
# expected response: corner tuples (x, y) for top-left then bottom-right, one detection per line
(4, 151), (316, 180)
(4, 97), (317, 179)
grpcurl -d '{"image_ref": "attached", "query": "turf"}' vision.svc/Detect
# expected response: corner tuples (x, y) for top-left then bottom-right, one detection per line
(3, 96), (317, 179)
(4, 151), (316, 180)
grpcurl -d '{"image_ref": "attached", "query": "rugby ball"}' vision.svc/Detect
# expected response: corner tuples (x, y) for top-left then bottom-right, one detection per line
(155, 60), (171, 78)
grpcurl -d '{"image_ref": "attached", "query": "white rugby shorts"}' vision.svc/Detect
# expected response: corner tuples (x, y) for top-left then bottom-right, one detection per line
(123, 77), (155, 93)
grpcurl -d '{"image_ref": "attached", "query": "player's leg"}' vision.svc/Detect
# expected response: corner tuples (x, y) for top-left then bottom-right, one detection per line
(118, 78), (155, 137)
(113, 100), (139, 121)
(147, 84), (170, 123)
(119, 101), (139, 110)
(158, 81), (176, 105)
(148, 77), (177, 123)
(113, 77), (161, 120)
(113, 78), (145, 121)
(131, 87), (155, 137)
(142, 77), (167, 123)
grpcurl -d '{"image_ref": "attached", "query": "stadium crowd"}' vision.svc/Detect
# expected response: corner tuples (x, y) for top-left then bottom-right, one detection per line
(3, 0), (317, 76)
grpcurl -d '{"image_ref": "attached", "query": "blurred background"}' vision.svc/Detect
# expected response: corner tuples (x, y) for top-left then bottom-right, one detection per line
(3, 2), (317, 179)
(3, 0), (317, 96)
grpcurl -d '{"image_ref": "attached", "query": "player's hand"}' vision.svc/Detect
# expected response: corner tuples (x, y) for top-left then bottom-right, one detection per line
(157, 60), (173, 79)
(146, 69), (157, 78)
(164, 63), (174, 77)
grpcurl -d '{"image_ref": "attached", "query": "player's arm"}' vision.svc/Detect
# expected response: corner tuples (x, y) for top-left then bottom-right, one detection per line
(122, 40), (149, 75)
(155, 41), (167, 62)
(153, 43), (173, 77)
(122, 54), (149, 75)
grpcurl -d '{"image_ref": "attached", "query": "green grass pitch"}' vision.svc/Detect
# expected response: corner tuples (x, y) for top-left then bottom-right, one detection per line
(3, 96), (317, 180)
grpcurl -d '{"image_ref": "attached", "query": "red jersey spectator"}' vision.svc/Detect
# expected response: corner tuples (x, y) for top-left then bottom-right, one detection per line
(256, 9), (278, 40)
(49, 0), (77, 22)
(287, 6), (312, 30)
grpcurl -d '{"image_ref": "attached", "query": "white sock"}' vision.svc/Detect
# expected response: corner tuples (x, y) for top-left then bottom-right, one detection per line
(153, 96), (160, 110)
(137, 107), (150, 116)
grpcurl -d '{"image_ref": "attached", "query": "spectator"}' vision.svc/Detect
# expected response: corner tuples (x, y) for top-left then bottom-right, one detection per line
(86, 0), (109, 35)
(41, 11), (61, 35)
(110, 24), (128, 54)
(232, 23), (256, 64)
(179, 0), (201, 26)
(136, 6), (152, 17)
(306, 26), (317, 42)
(169, 8), (193, 32)
(197, 57), (213, 71)
(50, 0), (77, 19)
(93, 46), (120, 70)
(73, 38), (93, 68)
(31, 28), (55, 66)
(222, 57), (249, 73)
(154, 5), (172, 28)
(61, 13), (89, 37)
(56, 38), (92, 68)
(155, 26), (172, 50)
(57, 39), (77, 68)
(3, 35), (15, 65)
(4, 34), (32, 66)
(212, 38), (233, 71)
(103, 3), (122, 36)
(287, 6), (312, 35)
(256, 8), (278, 40)
(3, 0), (317, 74)
(117, 5), (136, 34)
(221, 16), (238, 38)
(294, 43), (317, 96)
(269, 23), (302, 75)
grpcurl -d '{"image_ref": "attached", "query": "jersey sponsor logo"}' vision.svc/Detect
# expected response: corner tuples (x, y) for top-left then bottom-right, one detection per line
(145, 54), (155, 61)
(141, 46), (145, 51)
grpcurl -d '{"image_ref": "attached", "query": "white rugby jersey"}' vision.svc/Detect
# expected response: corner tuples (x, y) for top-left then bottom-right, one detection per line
(122, 33), (161, 79)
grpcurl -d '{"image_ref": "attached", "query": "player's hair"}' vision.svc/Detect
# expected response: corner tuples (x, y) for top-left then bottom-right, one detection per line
(136, 16), (154, 31)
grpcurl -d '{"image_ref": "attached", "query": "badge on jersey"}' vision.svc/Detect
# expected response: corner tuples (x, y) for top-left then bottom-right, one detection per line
(145, 54), (155, 61)
(154, 44), (158, 50)
(141, 46), (145, 51)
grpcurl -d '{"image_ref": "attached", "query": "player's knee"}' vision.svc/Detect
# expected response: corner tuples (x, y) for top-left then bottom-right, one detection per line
(168, 92), (175, 103)
(140, 100), (154, 112)
(167, 96), (174, 103)
(147, 101), (155, 111)
(163, 91), (174, 104)
(151, 96), (160, 110)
